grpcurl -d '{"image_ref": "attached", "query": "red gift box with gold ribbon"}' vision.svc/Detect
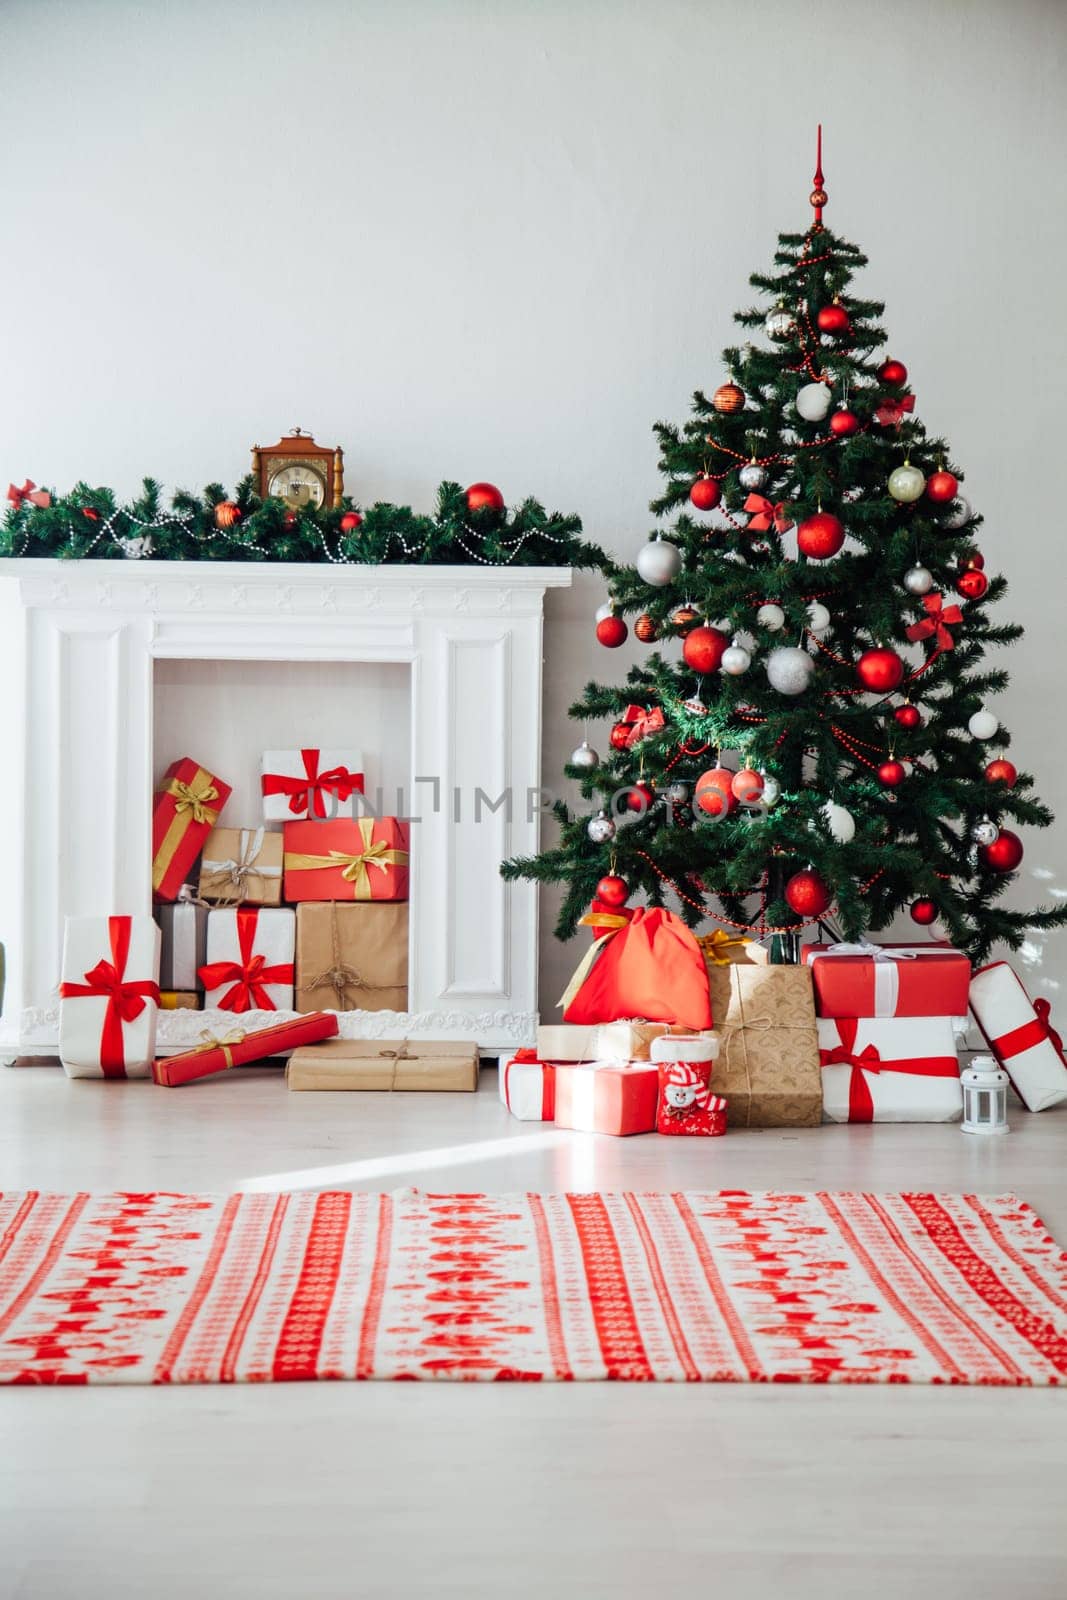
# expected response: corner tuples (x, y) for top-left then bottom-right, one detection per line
(153, 1011), (338, 1088)
(282, 817), (410, 902)
(152, 756), (232, 903)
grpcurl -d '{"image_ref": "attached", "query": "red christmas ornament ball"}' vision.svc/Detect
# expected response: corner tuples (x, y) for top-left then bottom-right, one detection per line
(894, 703), (923, 730)
(623, 781), (655, 814)
(910, 897), (938, 925)
(683, 624), (729, 675)
(878, 358), (908, 386)
(956, 567), (989, 601)
(829, 408), (860, 438)
(596, 875), (629, 907)
(634, 613), (658, 643)
(465, 481), (505, 513)
(671, 606), (699, 632)
(214, 500), (241, 529)
(965, 552), (985, 570)
(878, 759), (907, 788)
(689, 476), (721, 511)
(980, 828), (1024, 873)
(596, 615), (628, 648)
(817, 303), (851, 336)
(713, 383), (745, 414)
(926, 469), (959, 503)
(984, 758), (1018, 787)
(856, 647), (905, 693)
(339, 511), (362, 533)
(283, 510), (298, 529)
(784, 868), (832, 917)
(609, 721), (632, 751)
(797, 511), (845, 559)
(80, 507), (100, 522)
(695, 769), (737, 817)
(731, 768), (764, 804)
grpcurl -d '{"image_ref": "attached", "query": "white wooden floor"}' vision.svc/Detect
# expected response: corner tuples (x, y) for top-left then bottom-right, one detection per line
(2, 1062), (1066, 1600)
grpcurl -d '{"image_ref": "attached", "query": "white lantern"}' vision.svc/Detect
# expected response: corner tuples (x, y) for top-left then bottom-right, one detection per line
(960, 1054), (1010, 1135)
(795, 382), (832, 422)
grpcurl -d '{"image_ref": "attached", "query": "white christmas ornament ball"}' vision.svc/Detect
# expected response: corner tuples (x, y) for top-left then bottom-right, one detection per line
(903, 564), (934, 595)
(570, 741), (600, 773)
(888, 463), (926, 503)
(760, 775), (781, 808)
(636, 538), (683, 587)
(968, 709), (999, 740)
(766, 646), (815, 695)
(943, 495), (972, 530)
(807, 601), (831, 635)
(720, 644), (752, 676)
(587, 811), (617, 844)
(823, 801), (856, 844)
(739, 461), (768, 491)
(795, 382), (833, 422)
(756, 602), (786, 633)
(595, 601), (615, 622)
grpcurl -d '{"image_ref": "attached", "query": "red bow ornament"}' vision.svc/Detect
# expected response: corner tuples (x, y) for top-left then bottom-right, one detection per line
(7, 479), (52, 510)
(198, 908), (294, 1012)
(905, 592), (962, 656)
(875, 394), (915, 429)
(58, 916), (160, 1078)
(744, 494), (794, 535)
(621, 704), (666, 748)
(261, 748), (362, 819)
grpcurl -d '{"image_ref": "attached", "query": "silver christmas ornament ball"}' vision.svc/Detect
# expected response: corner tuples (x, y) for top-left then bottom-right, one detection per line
(807, 601), (831, 635)
(765, 308), (795, 340)
(118, 535), (153, 559)
(973, 817), (1000, 847)
(666, 781), (690, 804)
(943, 495), (972, 530)
(570, 741), (600, 773)
(903, 564), (935, 596)
(760, 775), (781, 808)
(720, 644), (752, 676)
(739, 461), (768, 491)
(636, 537), (683, 587)
(766, 646), (815, 696)
(587, 811), (617, 844)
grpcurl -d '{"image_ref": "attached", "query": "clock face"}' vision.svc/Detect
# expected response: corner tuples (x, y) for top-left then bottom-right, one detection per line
(267, 461), (327, 509)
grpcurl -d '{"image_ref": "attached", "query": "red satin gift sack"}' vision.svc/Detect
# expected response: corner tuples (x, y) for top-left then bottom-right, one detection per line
(563, 907), (713, 1030)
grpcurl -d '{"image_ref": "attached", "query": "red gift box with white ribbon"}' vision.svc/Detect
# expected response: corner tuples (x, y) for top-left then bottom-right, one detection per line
(553, 1060), (659, 1136)
(818, 1015), (962, 1123)
(198, 906), (295, 1012)
(59, 915), (161, 1079)
(969, 962), (1067, 1112)
(499, 1049), (556, 1121)
(803, 941), (971, 1020)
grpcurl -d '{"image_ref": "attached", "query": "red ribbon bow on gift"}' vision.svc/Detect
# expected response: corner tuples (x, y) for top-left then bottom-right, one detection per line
(819, 1018), (959, 1122)
(511, 1047), (540, 1063)
(874, 394), (915, 429)
(7, 479), (52, 511)
(59, 916), (160, 1078)
(198, 907), (294, 1012)
(621, 704), (666, 748)
(905, 592), (963, 656)
(261, 748), (362, 819)
(991, 997), (1066, 1064)
(744, 494), (794, 534)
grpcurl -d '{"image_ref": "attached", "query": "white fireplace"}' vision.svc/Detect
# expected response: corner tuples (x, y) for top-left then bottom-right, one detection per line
(0, 559), (571, 1059)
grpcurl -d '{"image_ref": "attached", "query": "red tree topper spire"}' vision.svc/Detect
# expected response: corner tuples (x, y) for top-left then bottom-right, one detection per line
(810, 124), (827, 227)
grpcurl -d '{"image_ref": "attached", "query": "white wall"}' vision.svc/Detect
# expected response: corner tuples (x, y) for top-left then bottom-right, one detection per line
(3, 0), (1066, 1014)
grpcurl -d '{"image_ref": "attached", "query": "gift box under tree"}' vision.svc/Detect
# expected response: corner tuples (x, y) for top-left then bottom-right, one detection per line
(151, 757), (231, 902)
(261, 748), (364, 821)
(198, 906), (295, 1012)
(499, 1049), (556, 1121)
(802, 941), (971, 1020)
(294, 901), (408, 1013)
(553, 1061), (659, 1136)
(704, 962), (822, 1127)
(283, 817), (410, 902)
(59, 914), (161, 1080)
(818, 1015), (962, 1123)
(968, 962), (1067, 1113)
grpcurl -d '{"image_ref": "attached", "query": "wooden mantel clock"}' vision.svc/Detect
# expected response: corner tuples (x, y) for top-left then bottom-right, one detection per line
(252, 429), (344, 510)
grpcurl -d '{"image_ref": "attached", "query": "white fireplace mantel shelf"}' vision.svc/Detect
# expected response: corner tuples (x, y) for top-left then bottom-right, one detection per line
(0, 559), (572, 1059)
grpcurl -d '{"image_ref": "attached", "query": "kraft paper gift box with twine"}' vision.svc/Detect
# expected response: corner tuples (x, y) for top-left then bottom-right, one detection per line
(294, 902), (408, 1013)
(197, 826), (284, 907)
(286, 1038), (479, 1092)
(704, 960), (823, 1128)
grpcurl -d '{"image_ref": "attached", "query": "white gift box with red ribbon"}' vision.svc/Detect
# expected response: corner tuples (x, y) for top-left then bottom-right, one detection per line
(261, 748), (365, 821)
(199, 907), (295, 1013)
(969, 962), (1067, 1112)
(59, 915), (161, 1080)
(818, 1015), (962, 1123)
(499, 1050), (556, 1121)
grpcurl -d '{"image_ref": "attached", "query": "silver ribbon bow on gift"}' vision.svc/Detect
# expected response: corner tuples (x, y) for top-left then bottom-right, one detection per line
(201, 827), (281, 904)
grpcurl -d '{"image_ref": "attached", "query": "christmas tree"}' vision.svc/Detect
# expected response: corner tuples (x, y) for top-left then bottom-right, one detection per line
(504, 132), (1067, 965)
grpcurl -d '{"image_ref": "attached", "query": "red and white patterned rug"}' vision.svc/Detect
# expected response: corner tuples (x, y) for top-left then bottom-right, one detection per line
(2, 1188), (1066, 1385)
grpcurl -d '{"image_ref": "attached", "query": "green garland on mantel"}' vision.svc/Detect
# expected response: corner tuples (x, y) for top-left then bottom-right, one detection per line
(2, 475), (605, 569)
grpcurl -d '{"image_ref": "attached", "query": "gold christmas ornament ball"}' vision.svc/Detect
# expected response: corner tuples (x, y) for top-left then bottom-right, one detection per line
(634, 613), (658, 643)
(671, 606), (699, 631)
(713, 383), (745, 415)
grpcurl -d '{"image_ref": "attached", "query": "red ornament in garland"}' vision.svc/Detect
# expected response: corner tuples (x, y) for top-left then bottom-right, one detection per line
(694, 768), (737, 817)
(910, 897), (938, 925)
(80, 507), (100, 523)
(596, 874), (629, 907)
(596, 615), (628, 648)
(797, 511), (844, 559)
(731, 768), (764, 804)
(683, 625), (729, 675)
(689, 476), (721, 511)
(984, 758), (1018, 787)
(926, 469), (959, 503)
(465, 482), (505, 513)
(817, 303), (851, 336)
(623, 782), (655, 814)
(877, 759), (907, 788)
(894, 703), (923, 730)
(609, 721), (632, 751)
(956, 567), (989, 600)
(283, 511), (298, 529)
(878, 358), (908, 386)
(339, 511), (363, 533)
(980, 829), (1024, 873)
(829, 408), (860, 438)
(784, 869), (832, 917)
(856, 647), (905, 693)
(214, 501), (241, 529)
